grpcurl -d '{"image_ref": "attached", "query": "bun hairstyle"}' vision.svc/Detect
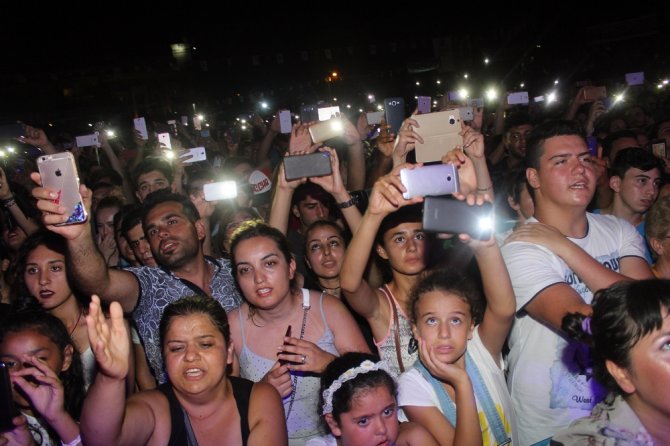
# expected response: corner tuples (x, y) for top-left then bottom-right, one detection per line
(562, 279), (670, 393)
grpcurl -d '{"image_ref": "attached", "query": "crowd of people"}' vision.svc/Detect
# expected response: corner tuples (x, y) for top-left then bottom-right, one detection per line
(1, 80), (670, 445)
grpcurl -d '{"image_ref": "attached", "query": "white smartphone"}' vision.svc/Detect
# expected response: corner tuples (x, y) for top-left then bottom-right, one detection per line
(625, 72), (644, 86)
(180, 147), (207, 163)
(203, 181), (238, 201)
(167, 120), (177, 134)
(75, 133), (100, 148)
(366, 111), (383, 125)
(309, 119), (344, 143)
(133, 117), (149, 140)
(400, 164), (460, 199)
(279, 110), (292, 133)
(157, 133), (172, 149)
(458, 106), (474, 121)
(317, 106), (340, 121)
(193, 116), (202, 131)
(417, 96), (431, 114)
(507, 92), (529, 105)
(37, 152), (88, 225)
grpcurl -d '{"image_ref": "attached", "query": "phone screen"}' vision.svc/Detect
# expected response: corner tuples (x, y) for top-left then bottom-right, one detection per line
(1, 363), (18, 432)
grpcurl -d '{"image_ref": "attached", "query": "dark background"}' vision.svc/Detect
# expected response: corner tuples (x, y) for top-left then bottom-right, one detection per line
(1, 10), (668, 134)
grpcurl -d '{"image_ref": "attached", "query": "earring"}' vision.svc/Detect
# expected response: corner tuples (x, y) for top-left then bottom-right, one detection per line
(407, 337), (418, 354)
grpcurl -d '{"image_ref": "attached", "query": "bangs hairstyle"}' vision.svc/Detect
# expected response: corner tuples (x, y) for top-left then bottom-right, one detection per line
(319, 352), (396, 423)
(159, 295), (230, 351)
(375, 204), (423, 247)
(408, 269), (483, 326)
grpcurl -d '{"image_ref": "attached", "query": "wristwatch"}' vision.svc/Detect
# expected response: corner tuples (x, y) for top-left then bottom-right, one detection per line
(338, 195), (359, 209)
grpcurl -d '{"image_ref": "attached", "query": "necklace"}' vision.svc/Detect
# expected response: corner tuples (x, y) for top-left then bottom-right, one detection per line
(68, 307), (84, 338)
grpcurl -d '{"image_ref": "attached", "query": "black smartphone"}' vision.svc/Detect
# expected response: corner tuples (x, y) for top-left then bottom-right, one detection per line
(384, 97), (405, 135)
(422, 196), (494, 240)
(300, 104), (319, 123)
(278, 326), (292, 365)
(1, 362), (19, 432)
(283, 152), (332, 181)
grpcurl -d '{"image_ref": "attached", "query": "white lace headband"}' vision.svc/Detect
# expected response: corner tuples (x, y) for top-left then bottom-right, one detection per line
(322, 360), (393, 414)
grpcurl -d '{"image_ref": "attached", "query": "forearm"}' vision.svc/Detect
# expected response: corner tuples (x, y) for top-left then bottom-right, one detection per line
(471, 157), (494, 196)
(67, 231), (113, 295)
(367, 153), (393, 188)
(340, 212), (383, 292)
(555, 242), (632, 291)
(2, 198), (40, 235)
(330, 190), (362, 234)
(346, 140), (366, 191)
(267, 187), (294, 235)
(453, 378), (483, 446)
(80, 375), (128, 445)
(474, 245), (515, 318)
(46, 412), (80, 445)
(256, 129), (277, 167)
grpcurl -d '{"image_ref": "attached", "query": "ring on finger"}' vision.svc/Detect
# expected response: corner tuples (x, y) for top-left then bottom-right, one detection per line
(301, 354), (307, 364)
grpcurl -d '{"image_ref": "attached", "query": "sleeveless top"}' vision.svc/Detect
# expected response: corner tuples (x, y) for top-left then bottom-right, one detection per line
(238, 290), (338, 441)
(375, 284), (417, 377)
(157, 376), (252, 446)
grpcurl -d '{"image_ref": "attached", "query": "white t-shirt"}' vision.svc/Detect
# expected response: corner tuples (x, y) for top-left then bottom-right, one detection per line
(397, 327), (517, 446)
(501, 213), (645, 445)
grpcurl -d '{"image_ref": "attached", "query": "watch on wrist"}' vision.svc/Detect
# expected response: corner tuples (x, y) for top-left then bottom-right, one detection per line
(338, 195), (359, 209)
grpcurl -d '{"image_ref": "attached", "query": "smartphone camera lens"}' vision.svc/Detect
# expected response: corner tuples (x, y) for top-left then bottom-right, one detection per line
(448, 116), (456, 125)
(446, 176), (452, 181)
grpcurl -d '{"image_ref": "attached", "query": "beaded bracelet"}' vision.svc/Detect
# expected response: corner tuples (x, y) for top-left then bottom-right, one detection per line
(0, 196), (16, 208)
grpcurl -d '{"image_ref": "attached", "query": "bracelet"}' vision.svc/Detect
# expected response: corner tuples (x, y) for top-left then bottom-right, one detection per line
(476, 185), (493, 192)
(338, 196), (359, 209)
(61, 435), (82, 446)
(0, 196), (16, 208)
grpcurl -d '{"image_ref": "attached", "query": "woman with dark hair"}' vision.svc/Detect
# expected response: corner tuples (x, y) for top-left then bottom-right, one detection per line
(227, 220), (370, 444)
(552, 280), (670, 444)
(81, 294), (286, 446)
(0, 310), (85, 446)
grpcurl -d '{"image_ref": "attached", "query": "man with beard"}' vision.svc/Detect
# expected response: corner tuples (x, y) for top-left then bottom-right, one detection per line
(31, 184), (241, 383)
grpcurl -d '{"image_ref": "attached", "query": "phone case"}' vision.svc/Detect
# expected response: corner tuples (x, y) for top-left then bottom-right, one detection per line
(0, 363), (18, 432)
(283, 152), (332, 181)
(413, 109), (463, 163)
(157, 132), (172, 149)
(422, 196), (494, 240)
(400, 164), (460, 199)
(384, 97), (405, 135)
(582, 86), (607, 102)
(651, 139), (666, 158)
(309, 119), (344, 143)
(203, 181), (237, 201)
(300, 104), (319, 123)
(37, 152), (88, 226)
(507, 92), (529, 105)
(467, 98), (484, 108)
(459, 106), (474, 121)
(317, 106), (340, 121)
(366, 111), (383, 125)
(75, 133), (100, 148)
(133, 117), (149, 140)
(417, 96), (431, 114)
(279, 110), (292, 133)
(180, 147), (207, 163)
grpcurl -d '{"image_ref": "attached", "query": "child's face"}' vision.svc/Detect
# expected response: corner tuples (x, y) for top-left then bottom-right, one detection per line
(377, 222), (427, 276)
(326, 384), (399, 446)
(412, 291), (474, 365)
(0, 329), (71, 408)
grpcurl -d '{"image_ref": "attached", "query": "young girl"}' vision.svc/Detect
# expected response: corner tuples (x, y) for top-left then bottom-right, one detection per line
(398, 217), (518, 446)
(0, 310), (84, 446)
(307, 352), (438, 446)
(13, 231), (135, 392)
(553, 279), (670, 444)
(227, 221), (370, 444)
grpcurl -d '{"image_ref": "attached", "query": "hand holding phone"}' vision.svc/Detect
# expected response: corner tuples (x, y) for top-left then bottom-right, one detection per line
(422, 196), (494, 240)
(400, 164), (460, 199)
(1, 362), (19, 432)
(283, 152), (333, 181)
(37, 152), (88, 226)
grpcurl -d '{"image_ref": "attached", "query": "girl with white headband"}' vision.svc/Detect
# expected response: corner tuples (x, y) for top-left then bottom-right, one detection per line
(307, 352), (438, 446)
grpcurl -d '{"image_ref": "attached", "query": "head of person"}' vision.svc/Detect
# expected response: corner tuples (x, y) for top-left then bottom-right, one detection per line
(230, 220), (297, 310)
(222, 156), (255, 183)
(0, 310), (84, 420)
(304, 220), (347, 281)
(0, 181), (38, 255)
(122, 205), (156, 267)
(562, 280), (670, 418)
(645, 195), (670, 263)
(609, 148), (663, 215)
(159, 295), (232, 392)
(113, 204), (138, 266)
(12, 231), (82, 313)
(95, 196), (125, 241)
(503, 112), (534, 161)
(602, 129), (641, 164)
(319, 352), (398, 446)
(409, 269), (483, 366)
(217, 206), (262, 257)
(501, 168), (535, 225)
(90, 182), (125, 213)
(291, 183), (333, 231)
(524, 120), (594, 208)
(652, 116), (670, 149)
(375, 205), (427, 277)
(132, 157), (175, 202)
(141, 191), (204, 269)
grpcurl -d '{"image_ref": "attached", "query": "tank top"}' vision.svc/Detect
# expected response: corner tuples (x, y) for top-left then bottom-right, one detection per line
(375, 284), (417, 376)
(238, 290), (338, 441)
(158, 376), (252, 446)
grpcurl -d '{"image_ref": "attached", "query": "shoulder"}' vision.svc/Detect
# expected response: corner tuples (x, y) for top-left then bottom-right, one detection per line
(397, 421), (439, 446)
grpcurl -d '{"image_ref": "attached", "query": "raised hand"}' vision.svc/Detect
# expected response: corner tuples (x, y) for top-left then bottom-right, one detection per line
(309, 147), (347, 198)
(376, 117), (395, 157)
(460, 125), (485, 160)
(393, 118), (423, 166)
(289, 123), (314, 155)
(367, 164), (423, 216)
(440, 149), (477, 195)
(11, 355), (67, 424)
(86, 295), (129, 381)
(277, 153), (308, 191)
(0, 167), (12, 200)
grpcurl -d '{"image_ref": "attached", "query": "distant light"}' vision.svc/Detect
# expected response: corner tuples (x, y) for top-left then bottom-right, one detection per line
(197, 114), (204, 120)
(414, 96), (418, 99)
(48, 123), (53, 127)
(664, 79), (669, 85)
(331, 72), (338, 78)
(464, 73), (469, 79)
(536, 44), (542, 48)
(520, 82), (525, 88)
(547, 92), (557, 104)
(88, 123), (93, 127)
(485, 88), (498, 101)
(333, 97), (337, 101)
(658, 84), (665, 89)
(260, 102), (268, 109)
(241, 125), (247, 130)
(7, 147), (15, 153)
(367, 94), (374, 100)
(192, 46), (196, 50)
(614, 93), (625, 103)
(432, 100), (438, 105)
(415, 81), (420, 86)
(164, 150), (175, 160)
(0, 150), (5, 157)
(458, 88), (469, 99)
(377, 104), (383, 110)
(436, 80), (441, 85)
(484, 58), (490, 65)
(359, 108), (364, 113)
(554, 79), (559, 85)
(205, 123), (210, 127)
(346, 104), (351, 109)
(106, 130), (115, 137)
